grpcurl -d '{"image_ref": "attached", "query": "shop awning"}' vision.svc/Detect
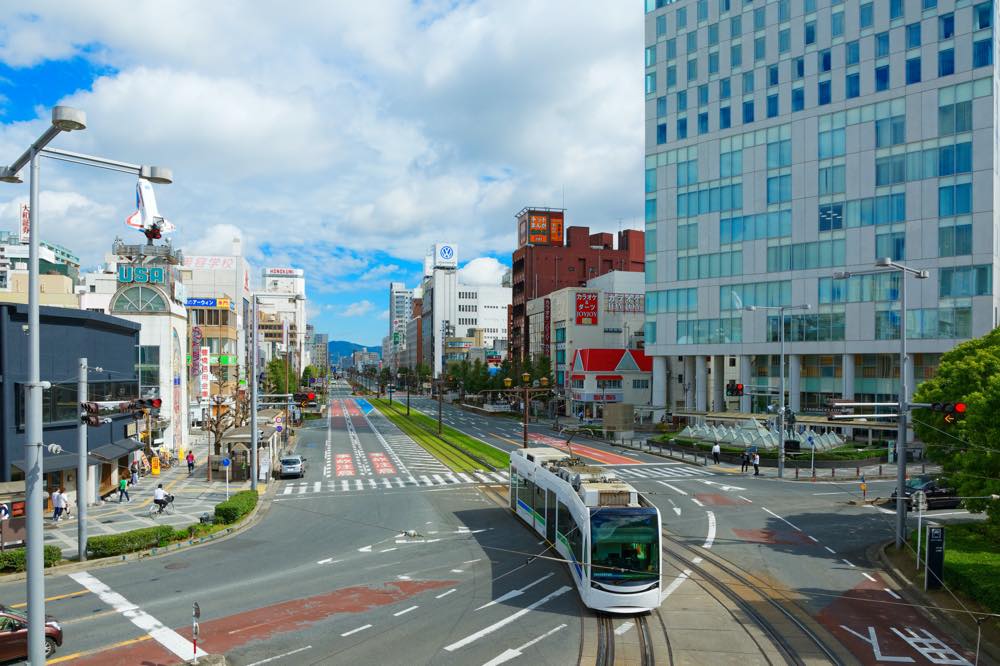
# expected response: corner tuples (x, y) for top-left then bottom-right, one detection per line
(596, 375), (622, 380)
(570, 374), (585, 380)
(10, 452), (102, 473)
(89, 438), (142, 463)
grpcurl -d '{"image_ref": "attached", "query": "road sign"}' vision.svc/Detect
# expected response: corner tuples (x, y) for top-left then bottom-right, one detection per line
(273, 415), (283, 424)
(913, 490), (928, 512)
(193, 602), (201, 619)
(0, 504), (9, 521)
(925, 525), (945, 590)
(807, 435), (815, 448)
(276, 425), (283, 433)
(222, 458), (231, 467)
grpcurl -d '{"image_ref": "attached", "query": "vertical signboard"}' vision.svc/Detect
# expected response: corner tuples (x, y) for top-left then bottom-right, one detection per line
(549, 211), (564, 246)
(200, 346), (211, 399)
(19, 204), (30, 244)
(575, 292), (599, 325)
(543, 298), (551, 358)
(528, 213), (549, 244)
(191, 326), (203, 378)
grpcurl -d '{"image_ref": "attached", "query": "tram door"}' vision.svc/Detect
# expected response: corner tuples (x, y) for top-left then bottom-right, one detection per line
(545, 490), (556, 543)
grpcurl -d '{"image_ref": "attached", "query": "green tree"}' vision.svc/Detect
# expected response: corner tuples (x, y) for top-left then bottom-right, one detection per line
(301, 365), (319, 387)
(265, 357), (293, 395)
(912, 328), (1000, 523)
(535, 355), (554, 386)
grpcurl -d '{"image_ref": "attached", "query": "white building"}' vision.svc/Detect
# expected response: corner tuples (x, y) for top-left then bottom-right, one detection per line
(388, 282), (412, 370)
(567, 349), (654, 420)
(258, 267), (307, 373)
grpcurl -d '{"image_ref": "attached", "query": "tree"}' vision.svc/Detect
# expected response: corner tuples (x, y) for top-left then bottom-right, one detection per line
(266, 357), (293, 395)
(301, 365), (320, 387)
(912, 328), (1000, 523)
(205, 396), (234, 455)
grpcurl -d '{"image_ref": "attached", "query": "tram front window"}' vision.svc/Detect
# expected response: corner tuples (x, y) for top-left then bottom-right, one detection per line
(590, 509), (659, 584)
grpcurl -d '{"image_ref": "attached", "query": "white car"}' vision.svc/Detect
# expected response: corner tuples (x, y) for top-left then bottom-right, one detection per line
(279, 455), (307, 479)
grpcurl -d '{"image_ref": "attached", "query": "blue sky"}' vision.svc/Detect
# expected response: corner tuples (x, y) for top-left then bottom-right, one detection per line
(0, 2), (642, 346)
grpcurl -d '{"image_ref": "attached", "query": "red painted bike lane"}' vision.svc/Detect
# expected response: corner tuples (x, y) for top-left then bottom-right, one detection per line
(71, 579), (455, 665)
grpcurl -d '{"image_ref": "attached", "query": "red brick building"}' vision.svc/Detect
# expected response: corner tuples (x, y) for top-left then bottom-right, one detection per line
(510, 208), (644, 362)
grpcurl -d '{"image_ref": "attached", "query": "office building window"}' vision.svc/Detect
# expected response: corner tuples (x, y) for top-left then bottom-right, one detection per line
(709, 51), (720, 73)
(818, 80), (832, 105)
(975, 2), (993, 29)
(818, 128), (846, 158)
(709, 23), (719, 45)
(720, 77), (731, 99)
(832, 11), (844, 37)
(731, 43), (743, 67)
(767, 94), (779, 117)
(876, 32), (890, 58)
(646, 45), (657, 68)
(860, 3), (874, 29)
(818, 203), (844, 231)
(875, 232), (906, 261)
(720, 106), (732, 129)
(794, 56), (805, 78)
(720, 148), (742, 176)
(890, 0), (904, 20)
(779, 28), (790, 53)
(767, 240), (847, 272)
(768, 64), (779, 86)
(973, 39), (993, 67)
(939, 13), (954, 39)
(938, 48), (955, 76)
(939, 100), (972, 135)
(677, 89), (688, 110)
(656, 96), (667, 117)
(719, 0), (731, 11)
(754, 6), (766, 30)
(938, 223), (972, 257)
(779, 0), (790, 21)
(677, 117), (688, 139)
(819, 49), (832, 72)
(875, 65), (890, 91)
(874, 115), (905, 147)
(843, 41), (859, 66)
(906, 23), (921, 49)
(667, 38), (677, 59)
(656, 15), (667, 36)
(677, 6), (687, 28)
(767, 139), (792, 167)
(730, 15), (742, 38)
(792, 87), (805, 111)
(742, 71), (754, 92)
(698, 84), (710, 106)
(656, 123), (667, 145)
(805, 21), (816, 45)
(687, 31), (698, 52)
(698, 112), (709, 134)
(688, 58), (698, 82)
(939, 265), (992, 297)
(767, 175), (791, 203)
(938, 183), (972, 217)
(923, 0), (937, 9)
(818, 165), (845, 194)
(846, 72), (860, 98)
(754, 36), (766, 60)
(906, 57), (921, 84)
(646, 73), (657, 94)
(698, 0), (709, 21)
(742, 99), (755, 123)
(677, 159), (698, 186)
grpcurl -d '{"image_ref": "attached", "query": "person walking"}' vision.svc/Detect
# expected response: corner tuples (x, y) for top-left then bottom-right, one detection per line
(712, 443), (721, 465)
(741, 450), (750, 474)
(51, 488), (62, 522)
(60, 489), (71, 520)
(130, 461), (140, 488)
(186, 450), (195, 475)
(117, 476), (130, 503)
(752, 452), (760, 477)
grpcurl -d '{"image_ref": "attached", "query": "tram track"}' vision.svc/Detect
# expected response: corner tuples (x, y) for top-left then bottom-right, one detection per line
(595, 614), (615, 666)
(660, 529), (848, 666)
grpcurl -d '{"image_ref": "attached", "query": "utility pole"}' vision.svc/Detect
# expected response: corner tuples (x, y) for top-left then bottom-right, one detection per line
(250, 297), (258, 491)
(77, 358), (88, 561)
(437, 379), (443, 435)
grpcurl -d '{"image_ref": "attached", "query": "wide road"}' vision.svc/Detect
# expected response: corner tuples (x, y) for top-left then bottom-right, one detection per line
(1, 383), (583, 665)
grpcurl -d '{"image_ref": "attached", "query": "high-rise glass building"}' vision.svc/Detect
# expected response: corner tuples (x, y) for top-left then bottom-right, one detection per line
(643, 0), (997, 418)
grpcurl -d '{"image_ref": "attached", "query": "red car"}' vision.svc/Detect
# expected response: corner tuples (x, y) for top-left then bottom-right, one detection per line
(0, 605), (63, 660)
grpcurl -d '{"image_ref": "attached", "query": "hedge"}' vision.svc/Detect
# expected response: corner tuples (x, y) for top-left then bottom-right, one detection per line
(87, 525), (176, 558)
(0, 545), (62, 572)
(214, 490), (258, 524)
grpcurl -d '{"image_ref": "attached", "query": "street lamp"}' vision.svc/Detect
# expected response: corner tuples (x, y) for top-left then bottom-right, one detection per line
(745, 302), (811, 478)
(835, 259), (929, 549)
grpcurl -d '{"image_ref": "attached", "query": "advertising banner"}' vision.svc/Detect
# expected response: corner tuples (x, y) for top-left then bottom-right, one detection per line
(191, 327), (203, 377)
(183, 256), (237, 270)
(575, 292), (599, 325)
(605, 292), (644, 313)
(433, 243), (457, 268)
(543, 298), (551, 358)
(19, 204), (29, 244)
(199, 346), (211, 399)
(264, 267), (303, 277)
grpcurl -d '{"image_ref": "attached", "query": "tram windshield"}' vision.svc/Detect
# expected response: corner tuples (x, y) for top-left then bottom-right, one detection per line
(590, 508), (659, 584)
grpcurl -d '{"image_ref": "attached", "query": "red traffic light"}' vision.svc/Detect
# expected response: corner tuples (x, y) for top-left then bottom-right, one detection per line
(307, 392), (316, 401)
(953, 402), (966, 414)
(735, 383), (744, 391)
(150, 398), (163, 409)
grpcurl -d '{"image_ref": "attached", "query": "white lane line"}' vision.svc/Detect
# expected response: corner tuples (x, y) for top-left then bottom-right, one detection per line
(657, 481), (688, 495)
(481, 624), (568, 666)
(282, 486), (293, 495)
(703, 511), (716, 549)
(341, 624), (372, 637)
(691, 556), (703, 564)
(825, 546), (836, 554)
(436, 588), (457, 599)
(738, 495), (752, 503)
(246, 645), (313, 666)
(381, 547), (398, 553)
(673, 507), (682, 516)
(862, 572), (877, 582)
(884, 588), (902, 599)
(444, 586), (572, 651)
(69, 571), (208, 660)
(313, 481), (321, 492)
(614, 621), (635, 636)
(476, 573), (554, 611)
(762, 506), (802, 531)
(464, 558), (482, 564)
(808, 535), (819, 543)
(842, 558), (856, 568)
(812, 491), (846, 495)
(690, 498), (704, 507)
(661, 570), (690, 602)
(394, 605), (419, 617)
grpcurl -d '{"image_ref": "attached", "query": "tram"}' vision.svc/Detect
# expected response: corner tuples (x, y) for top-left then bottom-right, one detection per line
(509, 447), (662, 613)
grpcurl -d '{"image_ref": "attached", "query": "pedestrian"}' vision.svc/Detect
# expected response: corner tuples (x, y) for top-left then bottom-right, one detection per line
(186, 450), (195, 475)
(61, 490), (71, 519)
(117, 475), (130, 503)
(130, 461), (139, 487)
(741, 450), (750, 474)
(51, 488), (62, 522)
(753, 452), (760, 476)
(712, 442), (721, 465)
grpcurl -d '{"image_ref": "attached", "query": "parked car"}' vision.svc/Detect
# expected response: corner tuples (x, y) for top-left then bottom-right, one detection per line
(0, 605), (62, 660)
(279, 455), (307, 479)
(891, 475), (962, 510)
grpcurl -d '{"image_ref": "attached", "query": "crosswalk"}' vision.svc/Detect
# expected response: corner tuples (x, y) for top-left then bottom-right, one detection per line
(365, 409), (453, 475)
(280, 471), (510, 495)
(610, 464), (714, 480)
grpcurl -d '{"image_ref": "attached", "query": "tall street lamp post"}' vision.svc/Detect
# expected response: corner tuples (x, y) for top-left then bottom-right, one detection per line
(1, 106), (175, 665)
(503, 374), (550, 448)
(745, 303), (811, 478)
(835, 259), (928, 548)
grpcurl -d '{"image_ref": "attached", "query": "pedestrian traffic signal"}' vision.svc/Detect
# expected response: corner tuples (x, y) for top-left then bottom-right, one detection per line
(129, 398), (162, 413)
(735, 383), (744, 396)
(931, 402), (966, 424)
(81, 402), (101, 427)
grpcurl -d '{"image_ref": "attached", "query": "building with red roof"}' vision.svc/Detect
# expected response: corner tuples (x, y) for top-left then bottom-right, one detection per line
(567, 348), (653, 419)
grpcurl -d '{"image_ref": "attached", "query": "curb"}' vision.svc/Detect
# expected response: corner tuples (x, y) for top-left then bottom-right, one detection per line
(0, 480), (278, 583)
(870, 540), (1000, 665)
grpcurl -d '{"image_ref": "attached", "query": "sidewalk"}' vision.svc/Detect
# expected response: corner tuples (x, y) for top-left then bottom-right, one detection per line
(44, 433), (265, 560)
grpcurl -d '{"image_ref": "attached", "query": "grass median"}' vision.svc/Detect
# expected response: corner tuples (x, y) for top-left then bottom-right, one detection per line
(372, 398), (509, 472)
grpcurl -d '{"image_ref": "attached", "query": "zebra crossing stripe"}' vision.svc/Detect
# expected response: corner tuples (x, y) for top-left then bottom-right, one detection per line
(432, 474), (447, 485)
(342, 480), (350, 492)
(368, 479), (377, 489)
(283, 486), (293, 495)
(457, 472), (473, 483)
(490, 472), (507, 483)
(355, 480), (364, 491)
(298, 484), (308, 495)
(419, 475), (432, 486)
(474, 472), (491, 483)
(314, 481), (322, 492)
(396, 477), (406, 488)
(382, 478), (392, 489)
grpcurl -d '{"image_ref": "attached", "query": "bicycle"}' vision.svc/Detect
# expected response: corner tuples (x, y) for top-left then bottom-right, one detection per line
(148, 494), (176, 518)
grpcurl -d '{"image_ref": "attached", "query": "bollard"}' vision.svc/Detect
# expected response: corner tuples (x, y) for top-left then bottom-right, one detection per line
(795, 467), (799, 479)
(878, 464), (882, 476)
(856, 467), (860, 478)
(832, 467), (836, 478)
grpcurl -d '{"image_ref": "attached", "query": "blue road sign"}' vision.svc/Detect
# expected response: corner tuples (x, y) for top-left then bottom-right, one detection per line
(222, 458), (231, 467)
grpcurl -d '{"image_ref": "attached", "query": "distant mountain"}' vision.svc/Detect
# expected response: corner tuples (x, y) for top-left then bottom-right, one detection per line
(327, 340), (381, 360)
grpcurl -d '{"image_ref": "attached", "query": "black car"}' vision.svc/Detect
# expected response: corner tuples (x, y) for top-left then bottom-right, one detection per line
(891, 475), (962, 510)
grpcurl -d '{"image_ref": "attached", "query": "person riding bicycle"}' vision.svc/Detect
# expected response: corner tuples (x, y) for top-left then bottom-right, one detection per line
(153, 484), (169, 514)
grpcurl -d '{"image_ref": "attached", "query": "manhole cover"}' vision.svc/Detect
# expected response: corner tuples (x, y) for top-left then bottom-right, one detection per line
(165, 562), (190, 571)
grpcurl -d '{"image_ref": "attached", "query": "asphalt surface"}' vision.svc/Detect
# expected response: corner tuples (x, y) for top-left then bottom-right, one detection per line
(0, 383), (584, 665)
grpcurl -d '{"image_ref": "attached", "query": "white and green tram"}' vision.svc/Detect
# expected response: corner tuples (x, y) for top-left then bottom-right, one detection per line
(509, 447), (662, 614)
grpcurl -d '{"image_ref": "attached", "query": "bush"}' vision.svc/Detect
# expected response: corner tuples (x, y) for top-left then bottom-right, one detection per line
(87, 525), (175, 558)
(0, 545), (62, 572)
(214, 490), (258, 524)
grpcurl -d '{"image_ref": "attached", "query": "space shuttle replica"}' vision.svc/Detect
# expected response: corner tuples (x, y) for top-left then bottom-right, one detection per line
(124, 179), (176, 241)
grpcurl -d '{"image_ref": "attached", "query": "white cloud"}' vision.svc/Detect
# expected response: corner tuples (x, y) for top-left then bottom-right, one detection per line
(378, 309), (390, 320)
(342, 300), (375, 317)
(458, 257), (509, 286)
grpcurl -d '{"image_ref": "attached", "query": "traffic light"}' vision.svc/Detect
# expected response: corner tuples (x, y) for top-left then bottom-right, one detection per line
(931, 402), (966, 425)
(735, 383), (744, 397)
(81, 402), (101, 427)
(129, 398), (162, 413)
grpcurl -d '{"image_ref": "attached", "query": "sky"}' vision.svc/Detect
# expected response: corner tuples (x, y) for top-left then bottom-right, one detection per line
(0, 1), (644, 346)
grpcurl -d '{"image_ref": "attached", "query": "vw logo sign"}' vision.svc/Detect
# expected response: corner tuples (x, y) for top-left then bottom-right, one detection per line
(439, 245), (454, 260)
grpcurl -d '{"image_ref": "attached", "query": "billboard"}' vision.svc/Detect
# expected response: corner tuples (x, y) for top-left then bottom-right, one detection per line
(516, 209), (565, 248)
(543, 298), (551, 358)
(575, 292), (599, 325)
(605, 292), (644, 313)
(191, 327), (203, 377)
(183, 256), (237, 270)
(433, 243), (458, 268)
(264, 267), (304, 277)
